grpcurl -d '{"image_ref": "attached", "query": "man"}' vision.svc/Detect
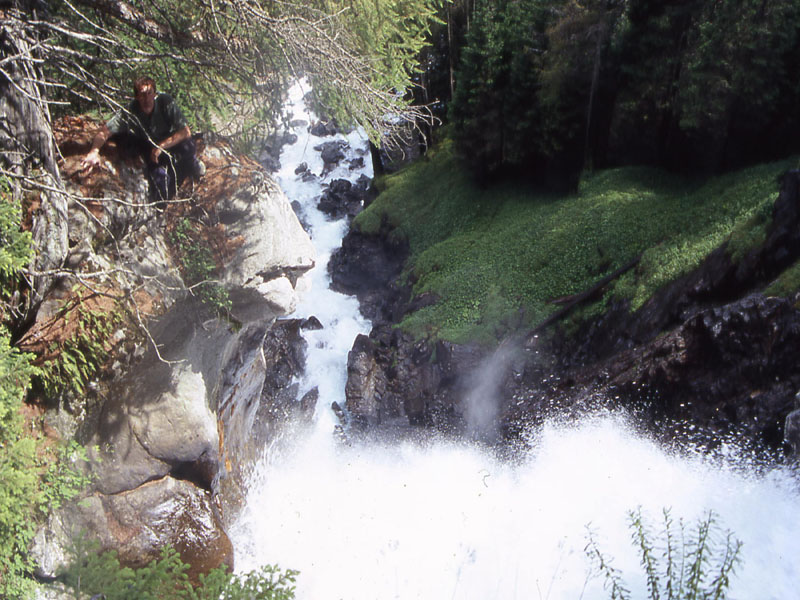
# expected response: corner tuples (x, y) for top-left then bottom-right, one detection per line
(81, 76), (205, 202)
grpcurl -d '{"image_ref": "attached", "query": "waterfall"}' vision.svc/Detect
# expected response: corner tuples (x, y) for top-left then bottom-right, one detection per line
(229, 83), (800, 600)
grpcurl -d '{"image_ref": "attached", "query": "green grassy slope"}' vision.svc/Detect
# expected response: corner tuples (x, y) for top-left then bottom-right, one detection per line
(355, 138), (797, 344)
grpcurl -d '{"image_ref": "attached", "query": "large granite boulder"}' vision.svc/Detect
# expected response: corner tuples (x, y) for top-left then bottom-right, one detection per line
(32, 477), (231, 580)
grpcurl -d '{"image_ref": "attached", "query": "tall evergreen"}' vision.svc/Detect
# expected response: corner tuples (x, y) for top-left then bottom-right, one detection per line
(449, 0), (550, 184)
(447, 0), (800, 188)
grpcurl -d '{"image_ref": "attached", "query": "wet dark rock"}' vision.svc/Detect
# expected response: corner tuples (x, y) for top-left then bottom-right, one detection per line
(329, 225), (408, 324)
(345, 334), (387, 428)
(300, 387), (319, 419)
(309, 120), (338, 137)
(317, 178), (373, 221)
(252, 319), (310, 441)
(374, 124), (422, 174)
(301, 315), (324, 330)
(504, 294), (800, 450)
(331, 401), (347, 425)
(315, 140), (348, 172)
(295, 161), (318, 182)
(344, 328), (489, 434)
(785, 391), (800, 456)
(349, 157), (365, 170)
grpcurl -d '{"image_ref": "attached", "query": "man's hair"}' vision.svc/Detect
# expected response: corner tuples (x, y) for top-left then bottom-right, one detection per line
(133, 76), (156, 95)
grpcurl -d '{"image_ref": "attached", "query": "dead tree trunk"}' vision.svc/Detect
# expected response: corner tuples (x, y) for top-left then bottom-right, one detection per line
(0, 2), (69, 307)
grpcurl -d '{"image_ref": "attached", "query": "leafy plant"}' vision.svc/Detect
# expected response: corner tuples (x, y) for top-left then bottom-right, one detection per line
(0, 328), (40, 598)
(170, 218), (233, 315)
(0, 177), (32, 284)
(764, 258), (800, 298)
(37, 296), (122, 398)
(1, 329), (94, 599)
(62, 539), (298, 600)
(40, 442), (94, 513)
(585, 508), (742, 600)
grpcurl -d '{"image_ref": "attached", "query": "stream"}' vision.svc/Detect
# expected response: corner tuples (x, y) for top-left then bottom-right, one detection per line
(229, 83), (800, 600)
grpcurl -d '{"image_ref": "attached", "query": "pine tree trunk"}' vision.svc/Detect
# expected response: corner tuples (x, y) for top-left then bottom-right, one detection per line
(447, 4), (455, 99)
(0, 3), (69, 305)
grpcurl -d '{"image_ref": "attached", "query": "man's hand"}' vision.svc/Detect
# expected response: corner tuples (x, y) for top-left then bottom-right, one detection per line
(80, 148), (102, 172)
(81, 126), (110, 173)
(150, 145), (165, 164)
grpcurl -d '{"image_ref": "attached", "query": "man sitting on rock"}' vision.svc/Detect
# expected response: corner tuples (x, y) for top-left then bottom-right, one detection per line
(81, 75), (205, 202)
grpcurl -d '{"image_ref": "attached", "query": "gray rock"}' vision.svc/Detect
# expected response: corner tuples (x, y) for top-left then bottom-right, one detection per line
(31, 477), (231, 578)
(35, 583), (73, 600)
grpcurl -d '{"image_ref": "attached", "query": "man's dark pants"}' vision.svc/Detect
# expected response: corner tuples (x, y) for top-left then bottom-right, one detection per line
(116, 134), (199, 203)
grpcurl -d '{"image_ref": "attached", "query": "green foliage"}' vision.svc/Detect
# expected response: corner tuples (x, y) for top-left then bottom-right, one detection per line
(0, 328), (39, 598)
(321, 0), (446, 91)
(449, 0), (551, 180)
(308, 0), (447, 142)
(355, 135), (793, 343)
(40, 442), (94, 513)
(586, 508), (742, 600)
(62, 540), (298, 600)
(0, 191), (96, 596)
(678, 0), (800, 133)
(42, 0), (446, 151)
(0, 177), (32, 289)
(170, 218), (232, 315)
(764, 258), (800, 298)
(37, 296), (122, 398)
(0, 174), (40, 597)
(448, 0), (800, 185)
(1, 330), (94, 598)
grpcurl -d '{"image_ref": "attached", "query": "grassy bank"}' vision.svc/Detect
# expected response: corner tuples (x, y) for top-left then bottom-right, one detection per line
(355, 138), (796, 344)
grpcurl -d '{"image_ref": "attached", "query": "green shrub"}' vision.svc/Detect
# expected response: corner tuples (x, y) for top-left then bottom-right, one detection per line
(0, 328), (40, 598)
(585, 508), (742, 600)
(1, 332), (95, 598)
(0, 177), (32, 288)
(170, 218), (232, 315)
(0, 174), (40, 597)
(62, 539), (297, 600)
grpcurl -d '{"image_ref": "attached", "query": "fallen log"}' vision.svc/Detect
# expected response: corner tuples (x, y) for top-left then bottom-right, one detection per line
(531, 253), (642, 335)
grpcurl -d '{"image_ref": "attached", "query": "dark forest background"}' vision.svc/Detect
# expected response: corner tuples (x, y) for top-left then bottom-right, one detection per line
(415, 0), (800, 189)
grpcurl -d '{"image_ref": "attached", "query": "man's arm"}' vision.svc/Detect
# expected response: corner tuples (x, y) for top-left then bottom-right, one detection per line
(80, 124), (111, 171)
(149, 125), (192, 164)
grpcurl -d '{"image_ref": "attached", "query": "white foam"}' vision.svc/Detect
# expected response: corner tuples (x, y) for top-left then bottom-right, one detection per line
(232, 414), (800, 600)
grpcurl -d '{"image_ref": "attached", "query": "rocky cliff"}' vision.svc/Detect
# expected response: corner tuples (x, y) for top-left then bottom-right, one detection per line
(26, 117), (315, 582)
(331, 171), (800, 457)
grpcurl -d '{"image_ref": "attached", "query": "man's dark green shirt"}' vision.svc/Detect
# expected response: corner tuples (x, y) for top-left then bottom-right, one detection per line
(106, 93), (188, 144)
